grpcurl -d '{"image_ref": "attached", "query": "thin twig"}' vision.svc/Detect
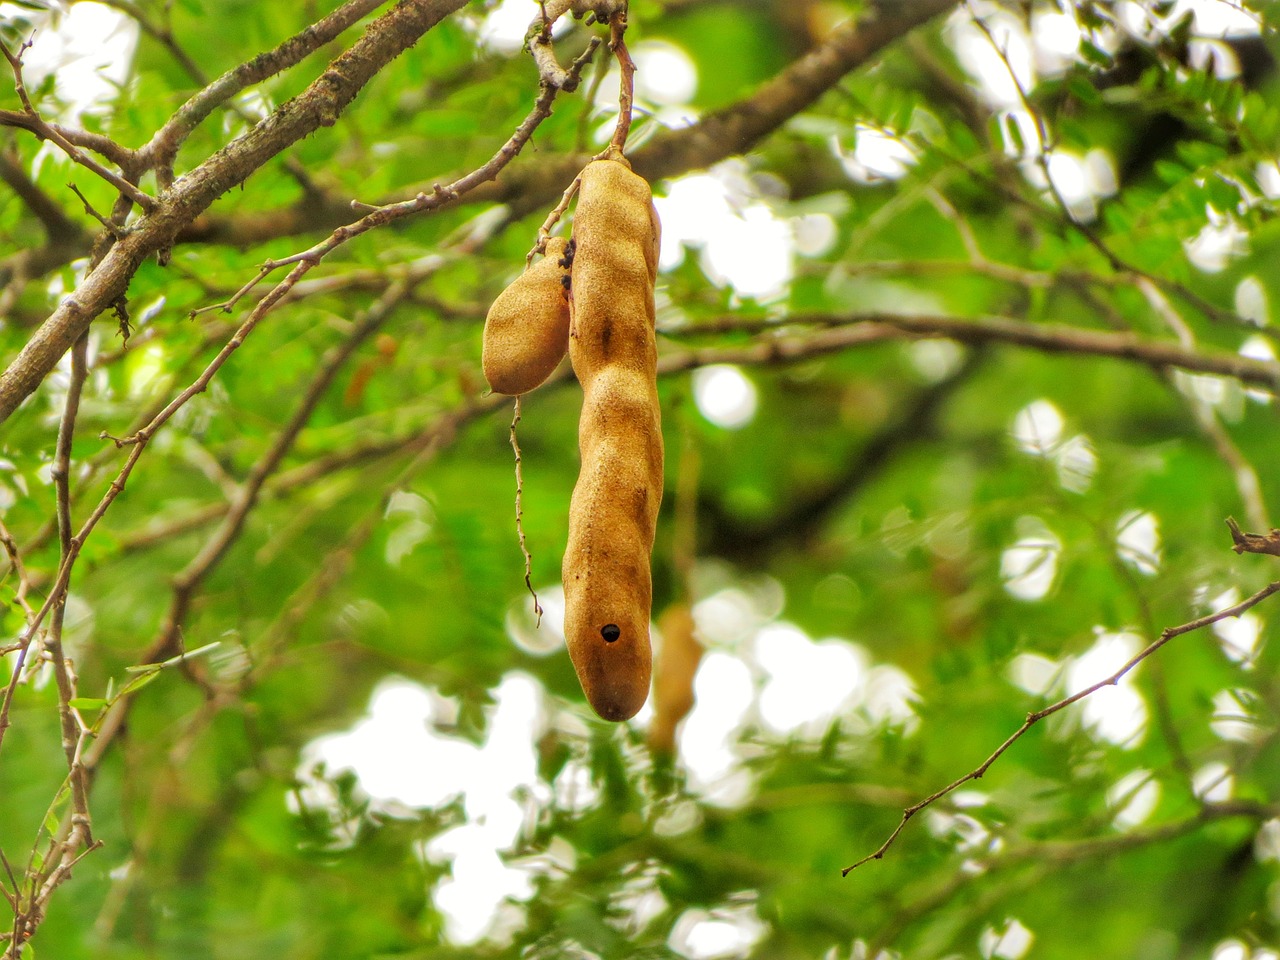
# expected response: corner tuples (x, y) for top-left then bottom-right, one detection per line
(0, 38), (153, 210)
(148, 278), (416, 663)
(510, 396), (542, 625)
(0, 520), (34, 626)
(529, 174), (582, 263)
(1226, 517), (1280, 558)
(66, 183), (127, 239)
(0, 64), (595, 713)
(843, 577), (1280, 874)
(604, 9), (635, 156)
(187, 35), (597, 337)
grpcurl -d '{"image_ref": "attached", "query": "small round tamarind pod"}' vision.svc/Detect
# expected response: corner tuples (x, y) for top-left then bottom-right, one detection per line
(562, 155), (663, 722)
(482, 236), (571, 396)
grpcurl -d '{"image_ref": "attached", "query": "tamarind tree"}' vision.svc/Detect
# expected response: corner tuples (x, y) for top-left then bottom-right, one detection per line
(2, 0), (1280, 956)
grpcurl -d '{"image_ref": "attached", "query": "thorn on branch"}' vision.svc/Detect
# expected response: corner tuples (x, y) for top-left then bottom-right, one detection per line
(1226, 517), (1280, 557)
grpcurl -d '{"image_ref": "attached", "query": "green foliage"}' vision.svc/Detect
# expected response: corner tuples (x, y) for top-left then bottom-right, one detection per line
(2, 1), (1280, 959)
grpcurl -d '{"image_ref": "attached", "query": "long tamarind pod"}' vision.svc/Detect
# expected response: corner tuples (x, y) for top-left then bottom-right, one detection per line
(562, 156), (663, 722)
(482, 236), (571, 395)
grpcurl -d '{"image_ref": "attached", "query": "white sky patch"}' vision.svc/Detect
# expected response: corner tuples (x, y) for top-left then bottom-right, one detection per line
(1176, 0), (1265, 37)
(1235, 276), (1270, 325)
(475, 0), (554, 55)
(506, 583), (566, 655)
(1066, 630), (1148, 748)
(633, 41), (698, 105)
(1185, 210), (1249, 272)
(654, 164), (795, 300)
(948, 6), (1036, 109)
(755, 623), (867, 736)
(792, 212), (837, 257)
(980, 917), (1035, 960)
(1257, 160), (1280, 199)
(909, 338), (966, 382)
(1256, 819), (1280, 863)
(0, 2), (137, 122)
(1172, 371), (1245, 420)
(927, 809), (993, 856)
(835, 126), (917, 184)
(1001, 516), (1061, 601)
(862, 664), (921, 733)
(693, 365), (758, 429)
(298, 674), (546, 944)
(1211, 687), (1265, 742)
(1108, 769), (1161, 830)
(669, 901), (768, 960)
(383, 490), (435, 566)
(1192, 761), (1234, 803)
(1007, 652), (1061, 697)
(1012, 399), (1064, 454)
(1209, 588), (1264, 665)
(1031, 8), (1082, 73)
(1116, 510), (1161, 576)
(1030, 148), (1118, 222)
(679, 653), (755, 793)
(1055, 433), (1098, 493)
(692, 587), (765, 648)
(1240, 334), (1276, 404)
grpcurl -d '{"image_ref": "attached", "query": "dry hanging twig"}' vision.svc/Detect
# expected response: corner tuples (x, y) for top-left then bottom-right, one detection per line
(843, 575), (1280, 874)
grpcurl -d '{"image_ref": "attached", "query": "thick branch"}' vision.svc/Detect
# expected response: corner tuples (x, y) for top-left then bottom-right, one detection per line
(138, 0), (389, 186)
(0, 0), (469, 425)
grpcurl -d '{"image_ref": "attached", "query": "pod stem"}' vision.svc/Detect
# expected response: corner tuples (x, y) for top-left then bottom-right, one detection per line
(606, 9), (635, 157)
(528, 173), (582, 266)
(510, 396), (543, 626)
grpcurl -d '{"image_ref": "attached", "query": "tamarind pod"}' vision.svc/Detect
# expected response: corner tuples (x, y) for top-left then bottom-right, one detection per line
(648, 603), (702, 754)
(481, 236), (571, 396)
(562, 156), (663, 722)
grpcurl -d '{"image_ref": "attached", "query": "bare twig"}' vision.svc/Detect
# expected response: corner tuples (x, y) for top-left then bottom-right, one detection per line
(529, 174), (582, 263)
(510, 396), (542, 625)
(183, 33), (597, 353)
(843, 578), (1280, 874)
(0, 520), (34, 626)
(604, 9), (635, 156)
(1136, 277), (1272, 531)
(1226, 517), (1280, 558)
(66, 183), (127, 238)
(147, 277), (416, 664)
(0, 38), (153, 210)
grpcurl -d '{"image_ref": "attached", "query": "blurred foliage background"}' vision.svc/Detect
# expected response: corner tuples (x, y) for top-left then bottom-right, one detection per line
(2, 0), (1280, 957)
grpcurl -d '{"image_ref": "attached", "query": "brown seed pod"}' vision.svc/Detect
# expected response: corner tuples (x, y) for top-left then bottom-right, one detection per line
(648, 603), (702, 754)
(562, 156), (663, 722)
(482, 236), (571, 396)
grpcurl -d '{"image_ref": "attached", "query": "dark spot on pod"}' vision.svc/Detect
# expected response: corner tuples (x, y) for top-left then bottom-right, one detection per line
(558, 238), (576, 269)
(601, 624), (621, 642)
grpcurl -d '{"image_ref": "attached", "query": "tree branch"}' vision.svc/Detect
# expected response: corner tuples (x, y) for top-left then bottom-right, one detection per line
(661, 312), (1280, 389)
(0, 0), (470, 425)
(137, 0), (390, 189)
